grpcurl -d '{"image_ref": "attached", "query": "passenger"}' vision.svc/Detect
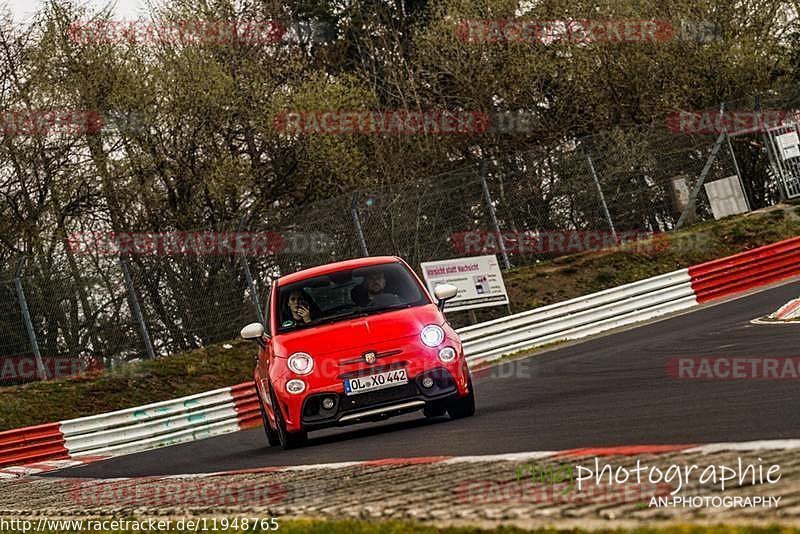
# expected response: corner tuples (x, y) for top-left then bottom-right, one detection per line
(283, 289), (314, 326)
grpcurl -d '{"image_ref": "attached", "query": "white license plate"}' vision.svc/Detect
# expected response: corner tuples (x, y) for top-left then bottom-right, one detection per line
(344, 368), (408, 396)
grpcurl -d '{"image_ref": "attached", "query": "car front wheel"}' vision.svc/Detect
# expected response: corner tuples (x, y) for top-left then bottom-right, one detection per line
(447, 375), (476, 419)
(256, 384), (280, 447)
(423, 401), (447, 418)
(269, 384), (308, 450)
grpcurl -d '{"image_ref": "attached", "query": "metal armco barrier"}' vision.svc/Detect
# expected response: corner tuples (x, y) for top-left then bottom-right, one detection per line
(0, 384), (259, 468)
(1, 236), (799, 471)
(458, 269), (696, 364)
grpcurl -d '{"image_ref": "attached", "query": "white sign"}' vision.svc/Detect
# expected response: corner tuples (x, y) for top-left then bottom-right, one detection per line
(671, 175), (691, 211)
(703, 175), (749, 219)
(777, 132), (800, 160)
(420, 255), (509, 312)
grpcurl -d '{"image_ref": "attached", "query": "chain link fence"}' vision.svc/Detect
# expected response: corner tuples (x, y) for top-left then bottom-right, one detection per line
(0, 113), (780, 386)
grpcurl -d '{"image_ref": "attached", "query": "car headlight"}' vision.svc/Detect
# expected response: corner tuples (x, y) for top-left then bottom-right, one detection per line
(288, 352), (314, 375)
(438, 346), (457, 362)
(420, 324), (445, 347)
(286, 379), (306, 394)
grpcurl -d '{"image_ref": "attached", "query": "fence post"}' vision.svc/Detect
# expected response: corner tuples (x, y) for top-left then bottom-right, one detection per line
(236, 215), (265, 325)
(676, 130), (727, 229)
(756, 95), (788, 202)
(13, 257), (47, 381)
(725, 131), (751, 211)
(762, 144), (787, 202)
(583, 143), (617, 241)
(240, 255), (265, 325)
(716, 101), (751, 211)
(479, 160), (511, 270)
(119, 254), (156, 360)
(351, 193), (370, 257)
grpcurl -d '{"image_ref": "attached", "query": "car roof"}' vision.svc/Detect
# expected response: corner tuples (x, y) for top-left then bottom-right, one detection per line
(277, 256), (403, 286)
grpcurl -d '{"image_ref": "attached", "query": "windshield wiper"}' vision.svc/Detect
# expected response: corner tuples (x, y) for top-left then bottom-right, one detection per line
(308, 303), (412, 326)
(311, 310), (370, 326)
(282, 303), (418, 331)
(365, 302), (415, 314)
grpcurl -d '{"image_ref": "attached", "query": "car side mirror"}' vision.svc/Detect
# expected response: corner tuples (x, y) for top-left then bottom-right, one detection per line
(433, 284), (458, 311)
(241, 322), (267, 348)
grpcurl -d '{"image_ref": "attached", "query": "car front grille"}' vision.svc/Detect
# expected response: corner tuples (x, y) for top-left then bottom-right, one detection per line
(339, 381), (419, 412)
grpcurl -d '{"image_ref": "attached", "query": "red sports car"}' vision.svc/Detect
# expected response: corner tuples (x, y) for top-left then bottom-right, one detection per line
(241, 256), (476, 449)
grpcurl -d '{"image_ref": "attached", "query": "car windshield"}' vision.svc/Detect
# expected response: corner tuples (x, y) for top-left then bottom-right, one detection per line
(276, 262), (429, 333)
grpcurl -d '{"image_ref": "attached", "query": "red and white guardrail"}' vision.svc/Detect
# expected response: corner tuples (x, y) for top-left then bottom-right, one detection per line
(0, 383), (259, 474)
(1, 236), (799, 474)
(461, 236), (800, 365)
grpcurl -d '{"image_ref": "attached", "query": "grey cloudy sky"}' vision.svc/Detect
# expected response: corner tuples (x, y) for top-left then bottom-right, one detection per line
(5, 0), (148, 22)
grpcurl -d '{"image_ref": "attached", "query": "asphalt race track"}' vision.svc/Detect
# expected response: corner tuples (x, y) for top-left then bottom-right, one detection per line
(49, 280), (800, 478)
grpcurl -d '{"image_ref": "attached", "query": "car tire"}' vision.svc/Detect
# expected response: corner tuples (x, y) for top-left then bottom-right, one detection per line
(423, 401), (447, 418)
(256, 384), (280, 447)
(269, 383), (308, 450)
(447, 375), (476, 419)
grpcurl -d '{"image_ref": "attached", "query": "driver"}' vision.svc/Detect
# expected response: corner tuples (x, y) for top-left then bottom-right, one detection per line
(363, 270), (401, 307)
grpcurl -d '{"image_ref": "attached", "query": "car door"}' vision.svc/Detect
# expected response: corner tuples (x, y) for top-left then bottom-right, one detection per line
(255, 281), (277, 421)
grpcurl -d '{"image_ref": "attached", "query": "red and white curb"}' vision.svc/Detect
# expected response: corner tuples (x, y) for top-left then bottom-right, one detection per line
(0, 458), (107, 479)
(149, 439), (800, 479)
(24, 438), (791, 483)
(752, 296), (800, 324)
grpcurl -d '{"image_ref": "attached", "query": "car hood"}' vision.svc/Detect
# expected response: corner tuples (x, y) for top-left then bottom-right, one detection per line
(273, 304), (443, 358)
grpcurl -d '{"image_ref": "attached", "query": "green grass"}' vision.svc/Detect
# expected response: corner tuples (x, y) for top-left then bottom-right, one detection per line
(1, 518), (798, 534)
(0, 339), (256, 431)
(1, 205), (799, 431)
